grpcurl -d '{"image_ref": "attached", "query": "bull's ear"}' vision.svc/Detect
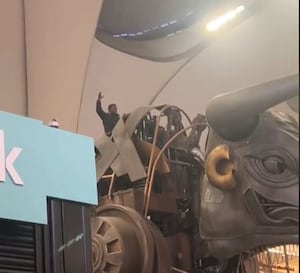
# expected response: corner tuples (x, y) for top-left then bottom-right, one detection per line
(205, 145), (238, 190)
(206, 74), (299, 140)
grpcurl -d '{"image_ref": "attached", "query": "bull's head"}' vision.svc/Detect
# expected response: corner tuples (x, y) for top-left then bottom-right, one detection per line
(199, 74), (299, 259)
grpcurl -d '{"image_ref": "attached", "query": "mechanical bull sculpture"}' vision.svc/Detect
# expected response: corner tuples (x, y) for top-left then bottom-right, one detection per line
(92, 74), (299, 273)
(201, 74), (299, 260)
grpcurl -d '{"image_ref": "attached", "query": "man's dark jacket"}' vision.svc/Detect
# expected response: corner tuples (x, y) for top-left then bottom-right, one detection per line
(96, 100), (120, 135)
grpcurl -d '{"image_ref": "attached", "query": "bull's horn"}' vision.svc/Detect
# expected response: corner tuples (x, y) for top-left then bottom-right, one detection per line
(206, 74), (299, 140)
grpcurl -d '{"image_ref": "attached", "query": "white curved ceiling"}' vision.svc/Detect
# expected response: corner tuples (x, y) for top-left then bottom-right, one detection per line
(0, 1), (27, 116)
(0, 0), (102, 132)
(78, 0), (299, 139)
(0, 0), (298, 140)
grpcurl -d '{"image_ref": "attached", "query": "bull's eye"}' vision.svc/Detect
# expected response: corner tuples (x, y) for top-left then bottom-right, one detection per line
(245, 150), (297, 188)
(262, 156), (287, 174)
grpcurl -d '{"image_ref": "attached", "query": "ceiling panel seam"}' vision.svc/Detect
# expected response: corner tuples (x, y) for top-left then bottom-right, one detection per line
(22, 0), (29, 116)
(76, 1), (104, 133)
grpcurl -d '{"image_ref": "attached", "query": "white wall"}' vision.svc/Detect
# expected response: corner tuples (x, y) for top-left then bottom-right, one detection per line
(0, 0), (27, 116)
(25, 0), (103, 131)
(0, 0), (103, 132)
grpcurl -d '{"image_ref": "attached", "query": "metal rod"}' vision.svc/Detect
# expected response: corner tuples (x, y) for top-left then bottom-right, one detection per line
(258, 263), (294, 271)
(266, 250), (273, 273)
(143, 105), (192, 210)
(144, 122), (205, 216)
(108, 172), (116, 199)
(283, 245), (291, 273)
(172, 266), (189, 273)
(101, 174), (114, 179)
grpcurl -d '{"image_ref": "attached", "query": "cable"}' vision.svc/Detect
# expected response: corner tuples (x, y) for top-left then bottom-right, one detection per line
(148, 52), (200, 105)
(143, 105), (192, 209)
(143, 122), (206, 216)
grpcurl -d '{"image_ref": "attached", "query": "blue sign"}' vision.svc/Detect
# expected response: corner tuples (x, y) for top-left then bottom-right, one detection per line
(0, 111), (98, 224)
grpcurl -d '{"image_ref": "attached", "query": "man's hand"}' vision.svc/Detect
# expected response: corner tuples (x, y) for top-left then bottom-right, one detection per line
(98, 92), (104, 100)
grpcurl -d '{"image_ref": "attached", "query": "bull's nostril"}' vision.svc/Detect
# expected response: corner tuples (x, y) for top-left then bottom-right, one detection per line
(216, 159), (234, 175)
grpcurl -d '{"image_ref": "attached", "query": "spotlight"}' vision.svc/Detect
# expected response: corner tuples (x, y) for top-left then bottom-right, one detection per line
(206, 5), (245, 32)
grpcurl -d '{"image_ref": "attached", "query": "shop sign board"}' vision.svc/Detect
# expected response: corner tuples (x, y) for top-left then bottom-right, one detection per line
(0, 111), (98, 224)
